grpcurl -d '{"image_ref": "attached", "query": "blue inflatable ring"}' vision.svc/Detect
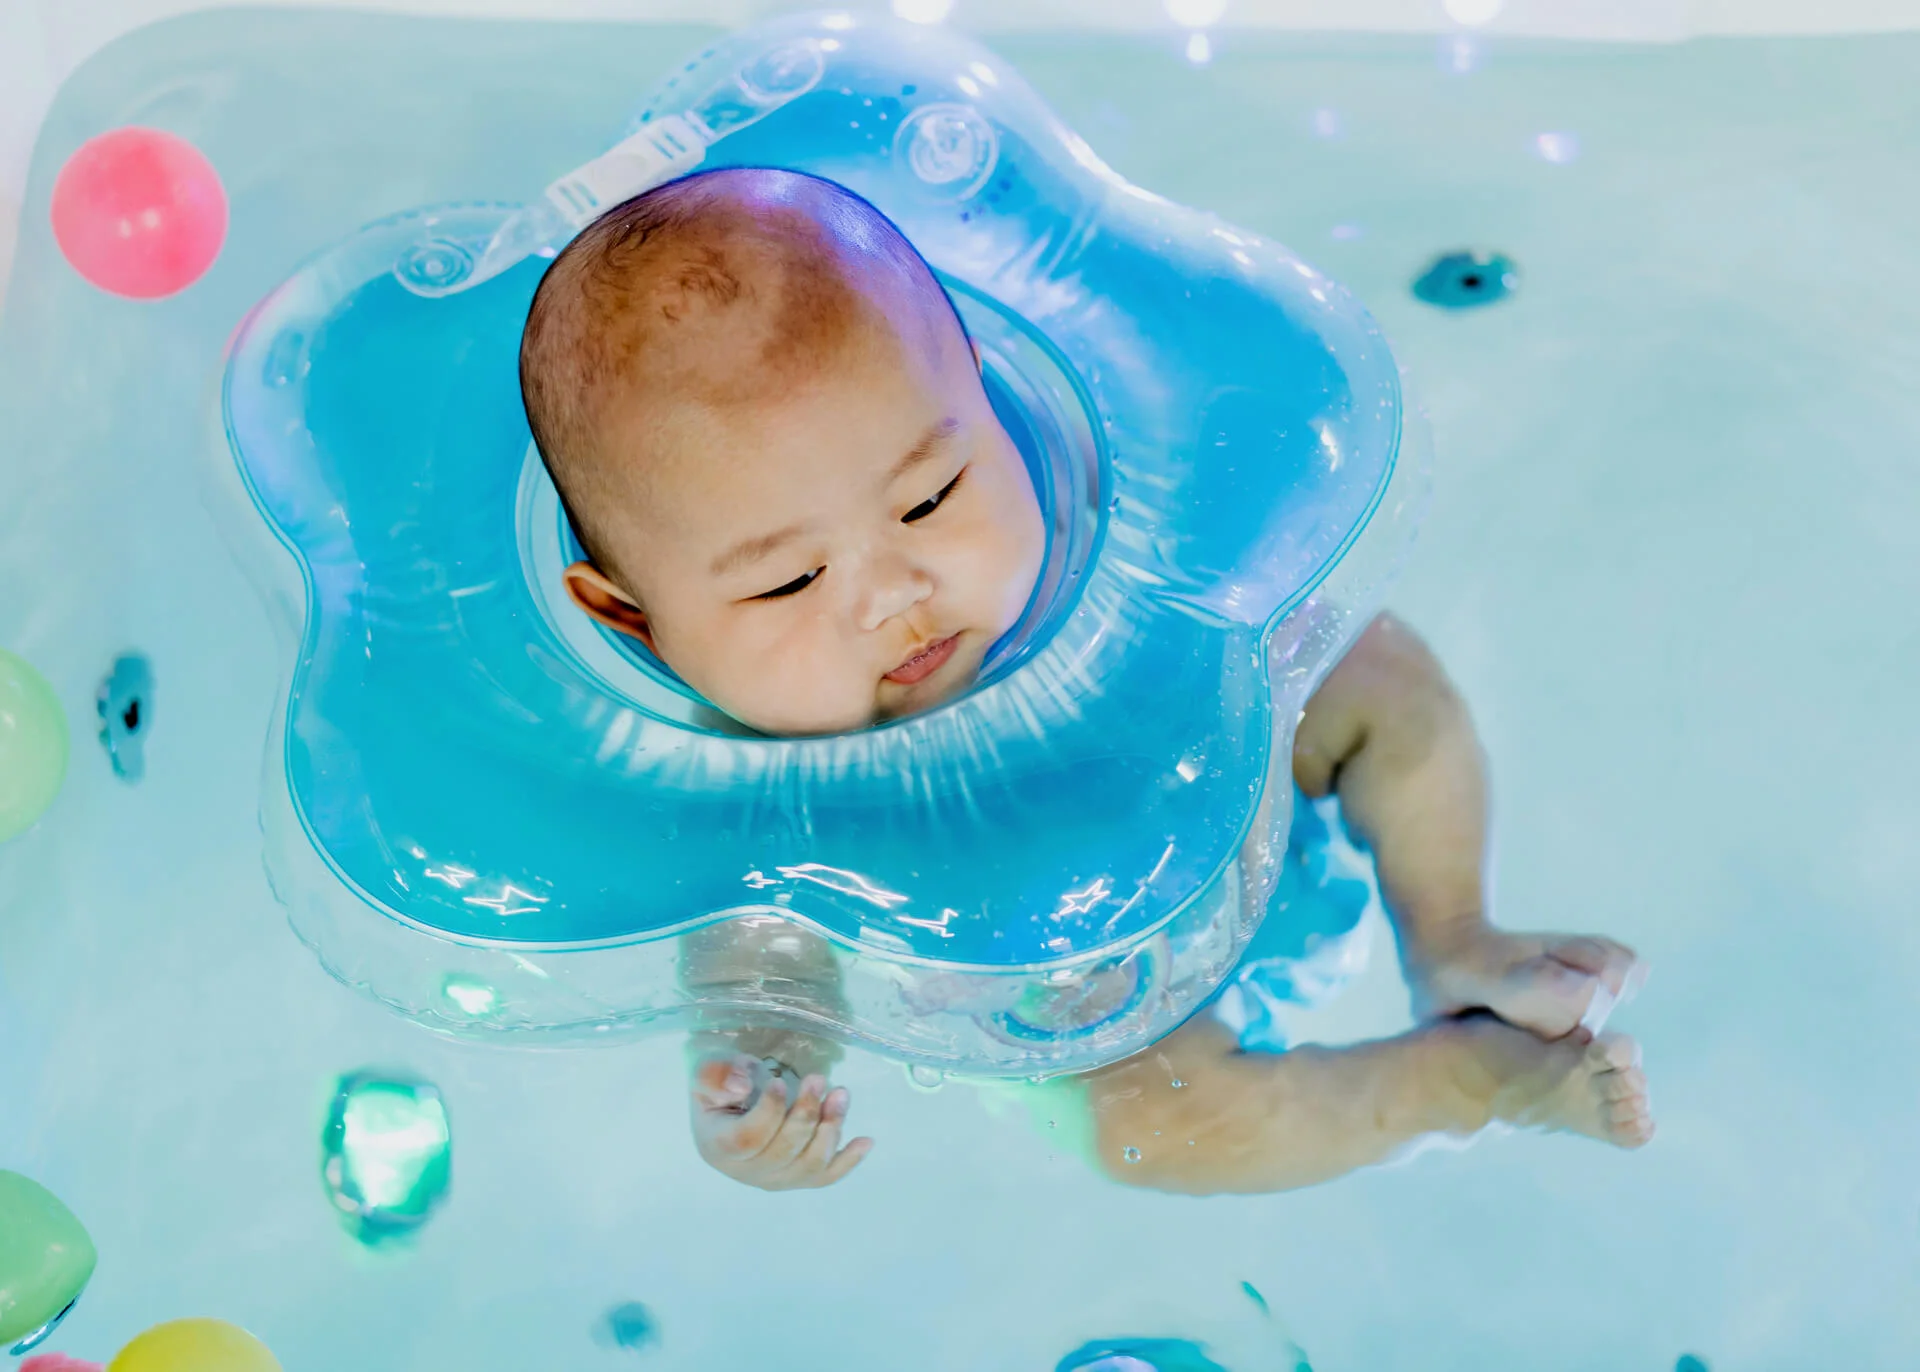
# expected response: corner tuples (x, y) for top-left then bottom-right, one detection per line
(222, 13), (1425, 1075)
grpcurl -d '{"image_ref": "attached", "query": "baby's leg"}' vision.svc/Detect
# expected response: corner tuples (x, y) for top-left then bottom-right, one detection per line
(1294, 615), (1642, 1039)
(1087, 1014), (1651, 1196)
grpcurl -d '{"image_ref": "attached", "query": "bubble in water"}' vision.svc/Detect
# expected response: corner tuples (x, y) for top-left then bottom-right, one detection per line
(1122, 1146), (1142, 1163)
(1170, 1078), (1186, 1089)
(908, 1064), (945, 1089)
(320, 1071), (452, 1244)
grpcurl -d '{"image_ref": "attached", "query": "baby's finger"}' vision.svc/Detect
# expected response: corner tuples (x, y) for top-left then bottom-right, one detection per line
(757, 1074), (829, 1167)
(691, 1054), (758, 1113)
(709, 1076), (790, 1158)
(817, 1136), (874, 1187)
(787, 1086), (852, 1176)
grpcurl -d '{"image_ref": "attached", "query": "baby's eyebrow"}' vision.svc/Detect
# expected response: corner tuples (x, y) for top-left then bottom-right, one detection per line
(710, 521), (805, 578)
(887, 417), (961, 483)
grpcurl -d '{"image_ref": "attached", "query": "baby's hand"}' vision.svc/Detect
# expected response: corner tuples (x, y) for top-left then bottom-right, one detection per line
(690, 1053), (873, 1190)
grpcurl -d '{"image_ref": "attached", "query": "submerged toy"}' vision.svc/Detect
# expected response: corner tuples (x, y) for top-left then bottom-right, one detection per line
(320, 1072), (453, 1244)
(96, 653), (154, 782)
(0, 651), (68, 842)
(1412, 249), (1517, 310)
(0, 1171), (96, 1356)
(51, 128), (227, 300)
(221, 13), (1424, 1075)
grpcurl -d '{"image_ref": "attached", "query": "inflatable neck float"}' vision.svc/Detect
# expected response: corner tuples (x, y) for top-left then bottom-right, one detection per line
(223, 12), (1425, 1075)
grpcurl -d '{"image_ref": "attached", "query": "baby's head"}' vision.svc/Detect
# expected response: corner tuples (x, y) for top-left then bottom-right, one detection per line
(521, 168), (1044, 736)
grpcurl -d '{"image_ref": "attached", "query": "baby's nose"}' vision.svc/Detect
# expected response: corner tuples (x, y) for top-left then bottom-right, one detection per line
(855, 555), (934, 632)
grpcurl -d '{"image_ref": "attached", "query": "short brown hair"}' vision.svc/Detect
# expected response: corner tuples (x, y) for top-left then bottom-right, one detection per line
(519, 167), (958, 581)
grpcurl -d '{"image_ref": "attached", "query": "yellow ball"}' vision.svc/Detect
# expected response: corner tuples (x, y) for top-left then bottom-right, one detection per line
(107, 1319), (283, 1372)
(0, 649), (68, 842)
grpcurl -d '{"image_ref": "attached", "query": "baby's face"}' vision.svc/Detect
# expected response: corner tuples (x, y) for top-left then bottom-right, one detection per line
(570, 320), (1045, 735)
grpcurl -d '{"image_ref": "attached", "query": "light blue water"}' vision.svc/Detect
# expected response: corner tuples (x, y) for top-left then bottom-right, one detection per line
(3, 13), (1918, 1370)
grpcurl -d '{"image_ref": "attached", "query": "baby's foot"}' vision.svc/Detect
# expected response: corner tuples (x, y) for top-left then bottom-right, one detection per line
(1411, 928), (1644, 1040)
(1453, 1017), (1654, 1148)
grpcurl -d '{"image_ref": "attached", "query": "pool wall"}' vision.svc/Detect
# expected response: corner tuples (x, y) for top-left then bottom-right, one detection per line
(4, 0), (1920, 316)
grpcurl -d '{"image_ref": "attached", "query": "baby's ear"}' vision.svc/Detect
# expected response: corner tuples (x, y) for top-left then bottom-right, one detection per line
(563, 561), (656, 651)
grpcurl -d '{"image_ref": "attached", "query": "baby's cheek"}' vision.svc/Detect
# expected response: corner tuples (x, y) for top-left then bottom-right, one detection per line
(980, 510), (1044, 627)
(730, 611), (871, 734)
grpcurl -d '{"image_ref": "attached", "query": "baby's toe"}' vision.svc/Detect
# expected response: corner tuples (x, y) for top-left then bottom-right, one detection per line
(1607, 1101), (1655, 1147)
(1592, 1037), (1653, 1146)
(1598, 1065), (1647, 1103)
(1590, 1032), (1641, 1072)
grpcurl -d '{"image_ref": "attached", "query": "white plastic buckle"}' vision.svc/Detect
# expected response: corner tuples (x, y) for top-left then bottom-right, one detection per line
(542, 113), (711, 228)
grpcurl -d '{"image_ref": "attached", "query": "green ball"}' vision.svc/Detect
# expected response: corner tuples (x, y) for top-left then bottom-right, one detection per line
(0, 1169), (97, 1348)
(0, 649), (68, 842)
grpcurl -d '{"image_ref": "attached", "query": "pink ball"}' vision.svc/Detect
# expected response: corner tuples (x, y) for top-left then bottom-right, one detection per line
(50, 127), (227, 299)
(21, 1356), (104, 1372)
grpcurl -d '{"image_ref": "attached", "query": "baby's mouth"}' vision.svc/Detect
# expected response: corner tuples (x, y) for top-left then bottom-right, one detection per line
(884, 633), (961, 686)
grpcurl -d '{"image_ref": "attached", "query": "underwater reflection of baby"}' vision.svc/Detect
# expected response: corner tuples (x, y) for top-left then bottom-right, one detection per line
(518, 168), (1653, 1193)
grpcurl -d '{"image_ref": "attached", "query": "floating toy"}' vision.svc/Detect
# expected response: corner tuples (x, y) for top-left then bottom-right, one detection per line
(0, 651), (68, 842)
(51, 128), (227, 299)
(1412, 249), (1517, 310)
(106, 1320), (280, 1372)
(221, 13), (1424, 1076)
(320, 1072), (452, 1244)
(593, 1301), (660, 1353)
(0, 1171), (96, 1356)
(20, 1354), (103, 1372)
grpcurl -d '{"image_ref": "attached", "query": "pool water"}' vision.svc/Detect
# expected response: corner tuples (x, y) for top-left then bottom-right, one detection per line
(3, 12), (1918, 1370)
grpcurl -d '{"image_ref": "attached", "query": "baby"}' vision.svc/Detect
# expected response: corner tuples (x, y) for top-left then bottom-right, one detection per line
(519, 167), (1653, 1193)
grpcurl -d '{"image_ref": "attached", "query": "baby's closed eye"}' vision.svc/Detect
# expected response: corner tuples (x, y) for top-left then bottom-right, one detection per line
(902, 467), (966, 524)
(753, 567), (823, 600)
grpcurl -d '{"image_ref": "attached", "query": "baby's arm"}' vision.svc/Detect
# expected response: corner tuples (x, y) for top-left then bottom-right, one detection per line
(1293, 614), (1641, 1037)
(679, 919), (872, 1189)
